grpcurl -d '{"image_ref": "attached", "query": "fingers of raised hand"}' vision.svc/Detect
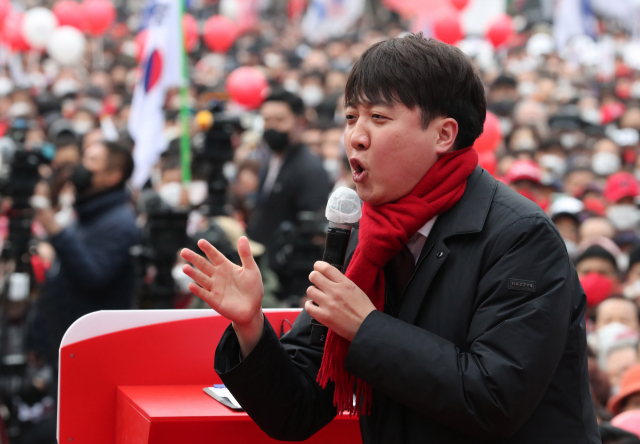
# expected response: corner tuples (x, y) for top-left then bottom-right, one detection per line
(180, 248), (215, 276)
(187, 282), (215, 306)
(198, 239), (228, 267)
(183, 264), (212, 291)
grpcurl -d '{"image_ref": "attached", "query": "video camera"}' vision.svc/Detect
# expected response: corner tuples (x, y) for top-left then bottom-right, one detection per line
(273, 210), (327, 305)
(192, 101), (242, 216)
(135, 102), (243, 308)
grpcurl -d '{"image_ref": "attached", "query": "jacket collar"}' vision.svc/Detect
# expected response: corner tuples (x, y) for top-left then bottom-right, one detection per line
(75, 188), (128, 222)
(434, 166), (497, 241)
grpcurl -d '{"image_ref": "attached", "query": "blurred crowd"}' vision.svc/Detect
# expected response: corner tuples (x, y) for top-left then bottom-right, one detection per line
(1, 0), (640, 442)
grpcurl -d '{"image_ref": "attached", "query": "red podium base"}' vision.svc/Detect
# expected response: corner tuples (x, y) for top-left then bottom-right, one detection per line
(116, 385), (360, 444)
(58, 309), (361, 444)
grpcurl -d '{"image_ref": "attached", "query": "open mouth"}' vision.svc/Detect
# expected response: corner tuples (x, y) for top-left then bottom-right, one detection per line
(349, 158), (367, 183)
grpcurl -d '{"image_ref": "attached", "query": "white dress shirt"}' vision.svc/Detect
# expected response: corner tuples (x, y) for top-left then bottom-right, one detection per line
(406, 216), (438, 264)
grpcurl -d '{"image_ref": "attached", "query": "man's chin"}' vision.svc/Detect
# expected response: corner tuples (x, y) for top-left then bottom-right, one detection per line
(355, 186), (385, 206)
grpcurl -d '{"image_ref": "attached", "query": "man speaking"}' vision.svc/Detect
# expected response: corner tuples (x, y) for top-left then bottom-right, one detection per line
(181, 34), (600, 443)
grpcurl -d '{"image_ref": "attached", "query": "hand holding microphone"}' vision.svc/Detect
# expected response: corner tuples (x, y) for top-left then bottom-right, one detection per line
(309, 187), (363, 345)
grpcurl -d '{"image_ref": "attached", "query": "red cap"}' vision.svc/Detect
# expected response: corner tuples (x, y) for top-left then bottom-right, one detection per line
(601, 102), (627, 125)
(582, 197), (607, 217)
(505, 159), (541, 185)
(604, 172), (640, 203)
(580, 272), (614, 308)
(608, 364), (640, 415)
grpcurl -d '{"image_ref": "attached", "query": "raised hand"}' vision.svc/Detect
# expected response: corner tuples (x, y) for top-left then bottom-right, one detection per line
(181, 237), (265, 356)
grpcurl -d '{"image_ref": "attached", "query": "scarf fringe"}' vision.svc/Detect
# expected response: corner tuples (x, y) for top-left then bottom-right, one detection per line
(317, 330), (372, 416)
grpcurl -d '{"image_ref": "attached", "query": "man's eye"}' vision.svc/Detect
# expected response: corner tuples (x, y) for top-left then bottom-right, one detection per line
(345, 114), (356, 121)
(372, 114), (384, 119)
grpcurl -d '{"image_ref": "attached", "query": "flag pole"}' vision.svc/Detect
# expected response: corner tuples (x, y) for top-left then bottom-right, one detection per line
(178, 0), (192, 184)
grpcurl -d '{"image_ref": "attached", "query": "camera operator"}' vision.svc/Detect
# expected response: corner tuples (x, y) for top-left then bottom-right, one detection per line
(246, 90), (331, 302)
(28, 140), (139, 367)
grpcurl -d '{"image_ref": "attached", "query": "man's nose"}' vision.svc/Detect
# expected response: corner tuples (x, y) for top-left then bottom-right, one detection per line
(349, 121), (370, 151)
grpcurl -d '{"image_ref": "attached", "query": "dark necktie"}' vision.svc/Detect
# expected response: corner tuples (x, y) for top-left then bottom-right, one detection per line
(389, 244), (416, 301)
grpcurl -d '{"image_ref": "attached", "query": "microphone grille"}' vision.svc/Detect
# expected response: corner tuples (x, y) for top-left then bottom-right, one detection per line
(325, 187), (362, 224)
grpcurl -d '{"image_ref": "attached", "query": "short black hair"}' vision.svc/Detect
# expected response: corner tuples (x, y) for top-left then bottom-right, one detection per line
(344, 33), (486, 150)
(491, 74), (518, 90)
(576, 245), (619, 273)
(263, 89), (305, 117)
(104, 141), (134, 186)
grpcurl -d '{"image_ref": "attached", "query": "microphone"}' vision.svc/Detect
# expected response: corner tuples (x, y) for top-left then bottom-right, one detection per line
(310, 187), (362, 345)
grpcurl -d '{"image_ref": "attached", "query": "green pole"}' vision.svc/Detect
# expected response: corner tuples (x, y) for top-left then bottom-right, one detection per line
(178, 0), (191, 184)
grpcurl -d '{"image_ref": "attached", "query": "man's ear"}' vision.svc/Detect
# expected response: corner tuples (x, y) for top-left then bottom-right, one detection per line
(435, 117), (459, 154)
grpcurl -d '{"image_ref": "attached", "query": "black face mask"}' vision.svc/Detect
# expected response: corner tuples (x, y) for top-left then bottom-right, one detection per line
(488, 99), (517, 117)
(263, 129), (290, 153)
(70, 164), (93, 195)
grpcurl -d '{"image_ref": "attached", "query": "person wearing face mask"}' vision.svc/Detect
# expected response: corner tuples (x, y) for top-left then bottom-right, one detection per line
(28, 141), (139, 369)
(592, 138), (623, 177)
(487, 74), (519, 117)
(246, 89), (331, 301)
(604, 172), (640, 232)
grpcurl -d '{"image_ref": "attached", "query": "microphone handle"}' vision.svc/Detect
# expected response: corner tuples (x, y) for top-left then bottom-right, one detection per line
(310, 223), (353, 346)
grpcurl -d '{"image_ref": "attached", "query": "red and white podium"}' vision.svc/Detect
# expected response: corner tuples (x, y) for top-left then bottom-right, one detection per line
(58, 309), (361, 444)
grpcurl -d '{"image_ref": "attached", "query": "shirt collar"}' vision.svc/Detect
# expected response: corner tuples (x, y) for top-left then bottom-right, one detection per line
(417, 216), (438, 239)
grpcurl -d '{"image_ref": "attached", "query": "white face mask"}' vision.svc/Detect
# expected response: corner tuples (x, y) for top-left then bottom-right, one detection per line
(580, 108), (601, 125)
(188, 180), (208, 206)
(301, 85), (324, 108)
(564, 239), (578, 260)
(283, 78), (300, 94)
(539, 154), (567, 177)
(58, 192), (75, 207)
(52, 78), (80, 98)
(158, 182), (183, 208)
(607, 204), (640, 231)
(0, 77), (13, 96)
(560, 133), (578, 149)
(631, 81), (640, 99)
(323, 158), (341, 183)
(171, 264), (192, 293)
(72, 120), (94, 136)
(592, 151), (621, 176)
(623, 279), (640, 300)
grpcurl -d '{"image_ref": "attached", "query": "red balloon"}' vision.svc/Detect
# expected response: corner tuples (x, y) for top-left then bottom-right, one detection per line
(53, 1), (83, 29)
(203, 15), (237, 53)
(0, 0), (11, 32)
(226, 67), (269, 109)
(288, 0), (307, 20)
(135, 29), (148, 62)
(81, 0), (116, 36)
(432, 14), (463, 45)
(486, 14), (514, 49)
(473, 112), (502, 154)
(450, 0), (469, 11)
(3, 13), (30, 52)
(183, 14), (198, 53)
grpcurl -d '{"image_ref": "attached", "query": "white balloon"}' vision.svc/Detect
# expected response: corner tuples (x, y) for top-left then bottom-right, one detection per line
(623, 42), (640, 70)
(219, 0), (240, 21)
(47, 26), (86, 66)
(22, 7), (59, 50)
(526, 33), (554, 57)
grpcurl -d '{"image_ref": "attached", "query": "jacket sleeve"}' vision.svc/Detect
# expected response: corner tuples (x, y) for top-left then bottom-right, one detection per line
(344, 216), (573, 440)
(48, 218), (138, 295)
(215, 310), (337, 441)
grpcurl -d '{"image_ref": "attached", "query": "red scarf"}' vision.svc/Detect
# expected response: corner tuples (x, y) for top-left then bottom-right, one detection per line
(316, 146), (479, 416)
